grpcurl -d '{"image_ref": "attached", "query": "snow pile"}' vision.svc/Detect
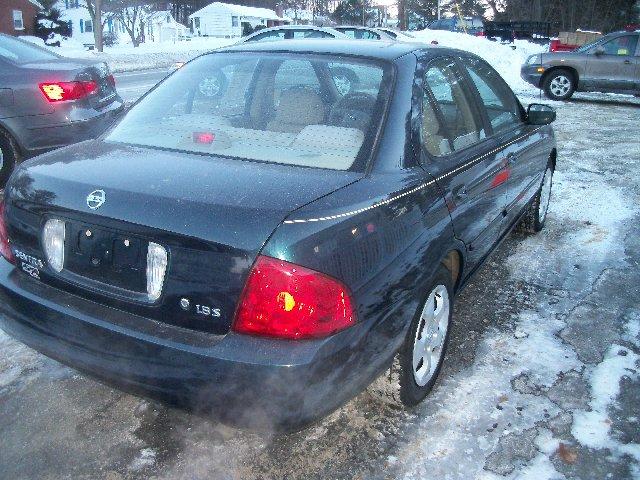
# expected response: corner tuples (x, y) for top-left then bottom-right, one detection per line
(411, 29), (546, 93)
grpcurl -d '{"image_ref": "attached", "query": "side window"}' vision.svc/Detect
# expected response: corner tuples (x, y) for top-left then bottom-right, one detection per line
(248, 31), (285, 42)
(423, 58), (484, 154)
(599, 35), (638, 56)
(463, 57), (522, 134)
(292, 30), (332, 39)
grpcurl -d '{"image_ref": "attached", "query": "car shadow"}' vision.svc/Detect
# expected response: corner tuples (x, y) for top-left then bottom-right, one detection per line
(568, 96), (640, 108)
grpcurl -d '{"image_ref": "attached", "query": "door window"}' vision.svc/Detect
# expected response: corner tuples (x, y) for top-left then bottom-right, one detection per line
(599, 35), (638, 56)
(292, 29), (333, 39)
(423, 58), (483, 153)
(463, 57), (522, 134)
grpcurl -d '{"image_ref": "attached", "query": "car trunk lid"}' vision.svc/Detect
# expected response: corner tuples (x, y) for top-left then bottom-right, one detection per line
(4, 141), (361, 334)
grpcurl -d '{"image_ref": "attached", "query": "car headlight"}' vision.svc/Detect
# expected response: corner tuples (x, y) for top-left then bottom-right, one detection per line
(526, 54), (540, 65)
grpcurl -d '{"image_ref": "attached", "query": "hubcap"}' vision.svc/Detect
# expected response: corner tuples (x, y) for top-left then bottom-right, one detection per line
(412, 284), (450, 387)
(538, 167), (553, 224)
(549, 75), (571, 97)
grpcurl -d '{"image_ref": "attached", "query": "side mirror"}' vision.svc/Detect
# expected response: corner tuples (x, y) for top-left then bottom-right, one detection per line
(527, 104), (556, 125)
(594, 46), (605, 56)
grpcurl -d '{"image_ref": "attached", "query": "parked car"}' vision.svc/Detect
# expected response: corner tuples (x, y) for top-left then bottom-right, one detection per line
(0, 40), (557, 432)
(334, 26), (395, 40)
(521, 30), (640, 100)
(240, 25), (347, 43)
(428, 17), (484, 36)
(375, 27), (415, 41)
(0, 34), (124, 186)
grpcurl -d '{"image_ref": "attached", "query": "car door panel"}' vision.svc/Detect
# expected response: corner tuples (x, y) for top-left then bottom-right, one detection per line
(585, 35), (639, 90)
(416, 55), (509, 272)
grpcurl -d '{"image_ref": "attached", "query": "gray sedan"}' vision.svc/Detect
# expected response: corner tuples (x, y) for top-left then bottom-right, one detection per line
(0, 34), (124, 185)
(240, 25), (348, 43)
(521, 30), (639, 100)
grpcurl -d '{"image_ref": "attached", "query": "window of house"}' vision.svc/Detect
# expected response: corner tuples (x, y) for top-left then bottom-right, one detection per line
(232, 16), (239, 27)
(85, 19), (93, 33)
(13, 10), (24, 30)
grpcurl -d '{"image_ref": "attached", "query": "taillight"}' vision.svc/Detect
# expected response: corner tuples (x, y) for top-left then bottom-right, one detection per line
(0, 200), (15, 264)
(233, 256), (356, 340)
(39, 81), (99, 102)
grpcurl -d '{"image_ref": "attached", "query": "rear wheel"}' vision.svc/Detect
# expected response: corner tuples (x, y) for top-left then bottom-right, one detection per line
(0, 129), (19, 188)
(368, 266), (453, 406)
(543, 69), (576, 101)
(518, 165), (553, 233)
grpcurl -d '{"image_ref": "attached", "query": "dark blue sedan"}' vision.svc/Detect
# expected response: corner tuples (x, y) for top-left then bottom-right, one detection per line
(0, 40), (557, 431)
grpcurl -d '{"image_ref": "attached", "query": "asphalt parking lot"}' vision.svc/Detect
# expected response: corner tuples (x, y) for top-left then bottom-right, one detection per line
(0, 93), (639, 480)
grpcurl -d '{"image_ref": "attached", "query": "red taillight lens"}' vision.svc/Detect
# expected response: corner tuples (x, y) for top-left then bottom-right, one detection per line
(233, 256), (356, 339)
(0, 201), (15, 264)
(39, 81), (99, 102)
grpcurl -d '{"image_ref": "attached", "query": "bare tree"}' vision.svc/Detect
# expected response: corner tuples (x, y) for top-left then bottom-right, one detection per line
(84, 0), (104, 51)
(107, 0), (152, 47)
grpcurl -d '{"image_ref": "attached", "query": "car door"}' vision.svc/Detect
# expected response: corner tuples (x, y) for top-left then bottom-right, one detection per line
(584, 34), (639, 91)
(417, 55), (508, 271)
(459, 55), (545, 230)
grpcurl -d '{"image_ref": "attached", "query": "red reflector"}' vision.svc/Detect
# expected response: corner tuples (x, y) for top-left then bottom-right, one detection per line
(491, 169), (511, 188)
(39, 81), (98, 102)
(193, 132), (215, 144)
(0, 201), (15, 264)
(233, 256), (356, 339)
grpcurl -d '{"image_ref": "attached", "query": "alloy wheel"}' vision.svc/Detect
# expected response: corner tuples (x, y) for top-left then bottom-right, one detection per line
(412, 284), (450, 387)
(549, 75), (571, 97)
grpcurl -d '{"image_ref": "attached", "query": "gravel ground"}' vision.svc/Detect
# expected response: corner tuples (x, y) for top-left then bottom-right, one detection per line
(0, 93), (639, 480)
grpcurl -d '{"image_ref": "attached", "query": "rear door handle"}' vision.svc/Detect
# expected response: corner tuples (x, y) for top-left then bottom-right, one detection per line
(453, 185), (468, 199)
(624, 60), (632, 65)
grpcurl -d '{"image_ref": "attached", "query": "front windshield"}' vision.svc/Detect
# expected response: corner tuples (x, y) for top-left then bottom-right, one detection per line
(107, 52), (392, 171)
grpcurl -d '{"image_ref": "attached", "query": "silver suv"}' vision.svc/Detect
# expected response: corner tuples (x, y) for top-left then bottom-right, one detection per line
(521, 31), (640, 100)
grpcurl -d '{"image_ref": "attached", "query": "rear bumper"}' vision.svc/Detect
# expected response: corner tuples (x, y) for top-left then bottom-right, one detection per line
(520, 65), (545, 88)
(0, 260), (370, 431)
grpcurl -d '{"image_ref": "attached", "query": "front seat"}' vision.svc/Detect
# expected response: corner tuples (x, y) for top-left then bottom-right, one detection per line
(266, 87), (325, 134)
(422, 101), (452, 156)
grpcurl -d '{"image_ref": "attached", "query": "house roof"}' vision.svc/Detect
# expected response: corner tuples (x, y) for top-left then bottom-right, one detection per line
(189, 2), (285, 22)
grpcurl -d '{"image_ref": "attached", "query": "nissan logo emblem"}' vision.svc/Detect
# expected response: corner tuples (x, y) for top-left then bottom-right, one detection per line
(86, 190), (106, 210)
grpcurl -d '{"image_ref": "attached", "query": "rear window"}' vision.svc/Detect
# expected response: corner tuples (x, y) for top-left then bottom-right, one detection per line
(106, 52), (392, 171)
(0, 35), (60, 64)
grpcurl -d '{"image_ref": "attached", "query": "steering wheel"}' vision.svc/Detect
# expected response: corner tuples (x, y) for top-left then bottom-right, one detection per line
(328, 92), (377, 130)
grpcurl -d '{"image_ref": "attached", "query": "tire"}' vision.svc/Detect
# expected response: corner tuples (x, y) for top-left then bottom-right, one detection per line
(518, 165), (554, 234)
(368, 266), (453, 407)
(0, 129), (19, 188)
(542, 69), (576, 101)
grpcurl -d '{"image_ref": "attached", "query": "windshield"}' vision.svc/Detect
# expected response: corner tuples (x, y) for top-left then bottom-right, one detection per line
(107, 52), (392, 171)
(0, 35), (60, 64)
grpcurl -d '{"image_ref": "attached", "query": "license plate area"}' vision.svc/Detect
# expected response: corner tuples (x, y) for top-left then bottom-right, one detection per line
(64, 222), (146, 294)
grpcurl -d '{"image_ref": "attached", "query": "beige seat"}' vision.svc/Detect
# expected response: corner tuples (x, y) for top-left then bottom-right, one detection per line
(266, 88), (325, 134)
(422, 101), (451, 156)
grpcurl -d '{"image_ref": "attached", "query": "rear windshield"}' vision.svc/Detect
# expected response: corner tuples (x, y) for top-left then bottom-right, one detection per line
(106, 52), (393, 171)
(0, 35), (60, 64)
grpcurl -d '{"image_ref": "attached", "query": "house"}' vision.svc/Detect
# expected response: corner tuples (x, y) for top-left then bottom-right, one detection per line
(146, 10), (188, 42)
(0, 0), (43, 36)
(189, 2), (288, 38)
(56, 0), (104, 46)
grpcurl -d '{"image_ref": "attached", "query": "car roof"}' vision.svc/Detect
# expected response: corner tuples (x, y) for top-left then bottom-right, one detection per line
(217, 38), (432, 60)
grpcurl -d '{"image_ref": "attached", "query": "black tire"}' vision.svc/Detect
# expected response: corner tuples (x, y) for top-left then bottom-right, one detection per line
(0, 129), (19, 188)
(542, 69), (576, 101)
(518, 165), (554, 234)
(368, 265), (453, 407)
